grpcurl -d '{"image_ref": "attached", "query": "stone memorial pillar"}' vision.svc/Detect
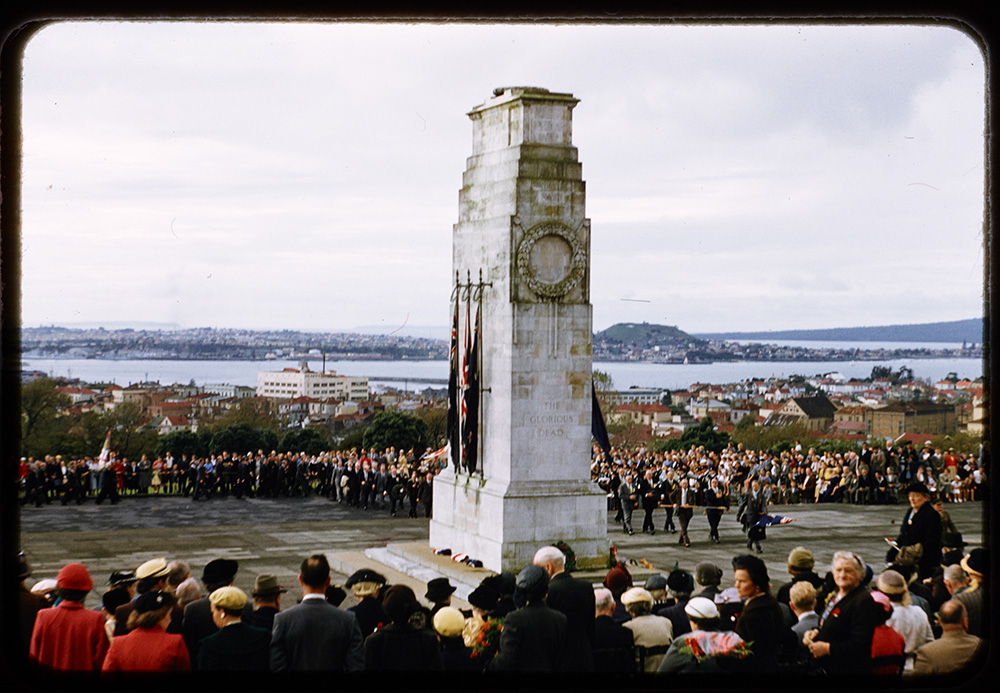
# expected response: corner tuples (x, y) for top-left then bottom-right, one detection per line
(429, 87), (608, 572)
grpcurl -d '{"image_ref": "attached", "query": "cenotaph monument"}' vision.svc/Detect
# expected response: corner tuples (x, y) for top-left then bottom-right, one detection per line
(429, 87), (608, 572)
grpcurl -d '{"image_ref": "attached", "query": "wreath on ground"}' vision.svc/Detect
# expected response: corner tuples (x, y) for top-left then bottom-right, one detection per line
(554, 540), (577, 572)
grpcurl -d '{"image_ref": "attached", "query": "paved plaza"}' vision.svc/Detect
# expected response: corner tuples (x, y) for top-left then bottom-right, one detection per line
(18, 494), (987, 611)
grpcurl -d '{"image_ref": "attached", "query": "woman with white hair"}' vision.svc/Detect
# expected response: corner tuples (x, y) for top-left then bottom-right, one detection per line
(803, 551), (880, 674)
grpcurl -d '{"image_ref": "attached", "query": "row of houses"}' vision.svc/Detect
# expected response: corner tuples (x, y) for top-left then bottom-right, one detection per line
(610, 374), (985, 441)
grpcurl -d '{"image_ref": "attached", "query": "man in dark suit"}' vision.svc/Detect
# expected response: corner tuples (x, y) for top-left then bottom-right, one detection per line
(249, 574), (286, 633)
(592, 587), (634, 672)
(197, 586), (271, 671)
(182, 558), (253, 667)
(269, 554), (364, 672)
(534, 545), (595, 671)
(487, 565), (567, 672)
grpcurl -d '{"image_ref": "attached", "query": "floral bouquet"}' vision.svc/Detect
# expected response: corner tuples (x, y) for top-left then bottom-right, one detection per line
(471, 618), (503, 662)
(675, 631), (752, 663)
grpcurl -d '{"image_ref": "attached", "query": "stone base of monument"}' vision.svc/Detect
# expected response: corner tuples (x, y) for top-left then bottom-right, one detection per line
(429, 471), (610, 573)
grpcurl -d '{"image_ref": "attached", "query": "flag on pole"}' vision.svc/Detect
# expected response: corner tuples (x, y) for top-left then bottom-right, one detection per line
(460, 295), (471, 470)
(591, 380), (612, 456)
(447, 296), (460, 469)
(98, 430), (112, 467)
(463, 305), (481, 474)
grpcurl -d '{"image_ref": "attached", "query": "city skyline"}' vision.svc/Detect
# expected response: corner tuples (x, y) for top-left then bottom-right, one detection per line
(19, 21), (986, 334)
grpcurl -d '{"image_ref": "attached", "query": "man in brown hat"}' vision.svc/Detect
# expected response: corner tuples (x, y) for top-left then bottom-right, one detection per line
(30, 563), (109, 671)
(250, 574), (287, 633)
(114, 557), (171, 636)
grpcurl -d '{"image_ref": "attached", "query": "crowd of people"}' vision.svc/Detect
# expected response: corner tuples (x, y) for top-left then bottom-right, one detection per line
(592, 440), (986, 545)
(18, 447), (443, 517)
(20, 535), (987, 677)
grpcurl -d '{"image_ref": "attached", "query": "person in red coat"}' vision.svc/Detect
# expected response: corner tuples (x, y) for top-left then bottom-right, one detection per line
(30, 563), (109, 671)
(102, 591), (190, 673)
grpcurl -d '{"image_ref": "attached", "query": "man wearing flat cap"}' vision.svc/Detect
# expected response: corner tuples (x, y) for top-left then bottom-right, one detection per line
(197, 586), (271, 671)
(890, 482), (942, 580)
(182, 558), (253, 668)
(30, 562), (109, 671)
(114, 557), (171, 637)
(249, 574), (287, 633)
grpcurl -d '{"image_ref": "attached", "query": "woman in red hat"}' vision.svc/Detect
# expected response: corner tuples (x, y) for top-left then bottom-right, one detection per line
(30, 562), (109, 671)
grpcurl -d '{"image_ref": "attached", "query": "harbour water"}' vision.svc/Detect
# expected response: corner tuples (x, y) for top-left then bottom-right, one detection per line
(23, 353), (983, 393)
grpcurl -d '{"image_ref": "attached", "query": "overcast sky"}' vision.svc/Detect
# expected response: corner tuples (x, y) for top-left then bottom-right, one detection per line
(19, 21), (986, 336)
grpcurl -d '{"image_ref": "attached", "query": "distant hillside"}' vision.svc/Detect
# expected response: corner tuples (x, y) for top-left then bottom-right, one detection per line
(595, 322), (702, 344)
(695, 318), (984, 344)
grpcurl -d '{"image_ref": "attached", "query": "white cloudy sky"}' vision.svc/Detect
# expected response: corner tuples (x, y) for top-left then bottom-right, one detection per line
(19, 21), (986, 335)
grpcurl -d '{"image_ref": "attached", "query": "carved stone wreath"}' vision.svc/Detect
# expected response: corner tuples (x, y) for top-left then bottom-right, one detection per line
(515, 221), (586, 299)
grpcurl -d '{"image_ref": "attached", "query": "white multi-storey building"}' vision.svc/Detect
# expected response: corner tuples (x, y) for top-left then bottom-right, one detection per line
(257, 364), (369, 401)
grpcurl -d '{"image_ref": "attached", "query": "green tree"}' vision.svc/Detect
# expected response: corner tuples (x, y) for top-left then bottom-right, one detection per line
(20, 378), (72, 457)
(362, 410), (428, 452)
(213, 398), (279, 432)
(104, 401), (157, 460)
(279, 427), (332, 456)
(156, 429), (209, 458)
(209, 423), (278, 456)
(338, 430), (367, 452)
(413, 405), (448, 448)
(58, 410), (109, 459)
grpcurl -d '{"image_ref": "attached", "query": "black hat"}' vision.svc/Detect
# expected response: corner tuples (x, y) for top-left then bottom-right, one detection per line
(468, 584), (499, 611)
(134, 590), (172, 614)
(325, 585), (347, 607)
(102, 587), (131, 613)
(344, 568), (387, 588)
(666, 569), (694, 594)
(382, 585), (418, 623)
(905, 482), (931, 496)
(425, 577), (457, 603)
(943, 532), (967, 549)
(108, 570), (137, 587)
(202, 559), (238, 586)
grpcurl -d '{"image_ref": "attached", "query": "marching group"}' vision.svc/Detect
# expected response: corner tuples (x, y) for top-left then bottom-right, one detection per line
(19, 447), (441, 518)
(21, 526), (987, 678)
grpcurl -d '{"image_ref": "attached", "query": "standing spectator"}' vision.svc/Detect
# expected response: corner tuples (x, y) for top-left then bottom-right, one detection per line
(534, 545), (595, 671)
(114, 557), (171, 637)
(424, 577), (456, 619)
(249, 574), (286, 633)
(344, 568), (389, 638)
(182, 558), (252, 666)
(954, 548), (987, 637)
(30, 563), (109, 671)
(18, 553), (50, 661)
(417, 470), (434, 518)
(270, 554), (364, 672)
(655, 569), (695, 638)
(692, 562), (724, 601)
(877, 570), (933, 658)
(364, 585), (443, 671)
(592, 587), (634, 673)
(196, 587), (271, 671)
(434, 607), (478, 672)
(102, 591), (190, 672)
(889, 482), (942, 580)
(732, 554), (785, 671)
(487, 565), (567, 672)
(788, 581), (820, 641)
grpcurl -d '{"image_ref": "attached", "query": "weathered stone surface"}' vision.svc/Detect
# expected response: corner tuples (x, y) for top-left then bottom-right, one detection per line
(430, 87), (607, 573)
